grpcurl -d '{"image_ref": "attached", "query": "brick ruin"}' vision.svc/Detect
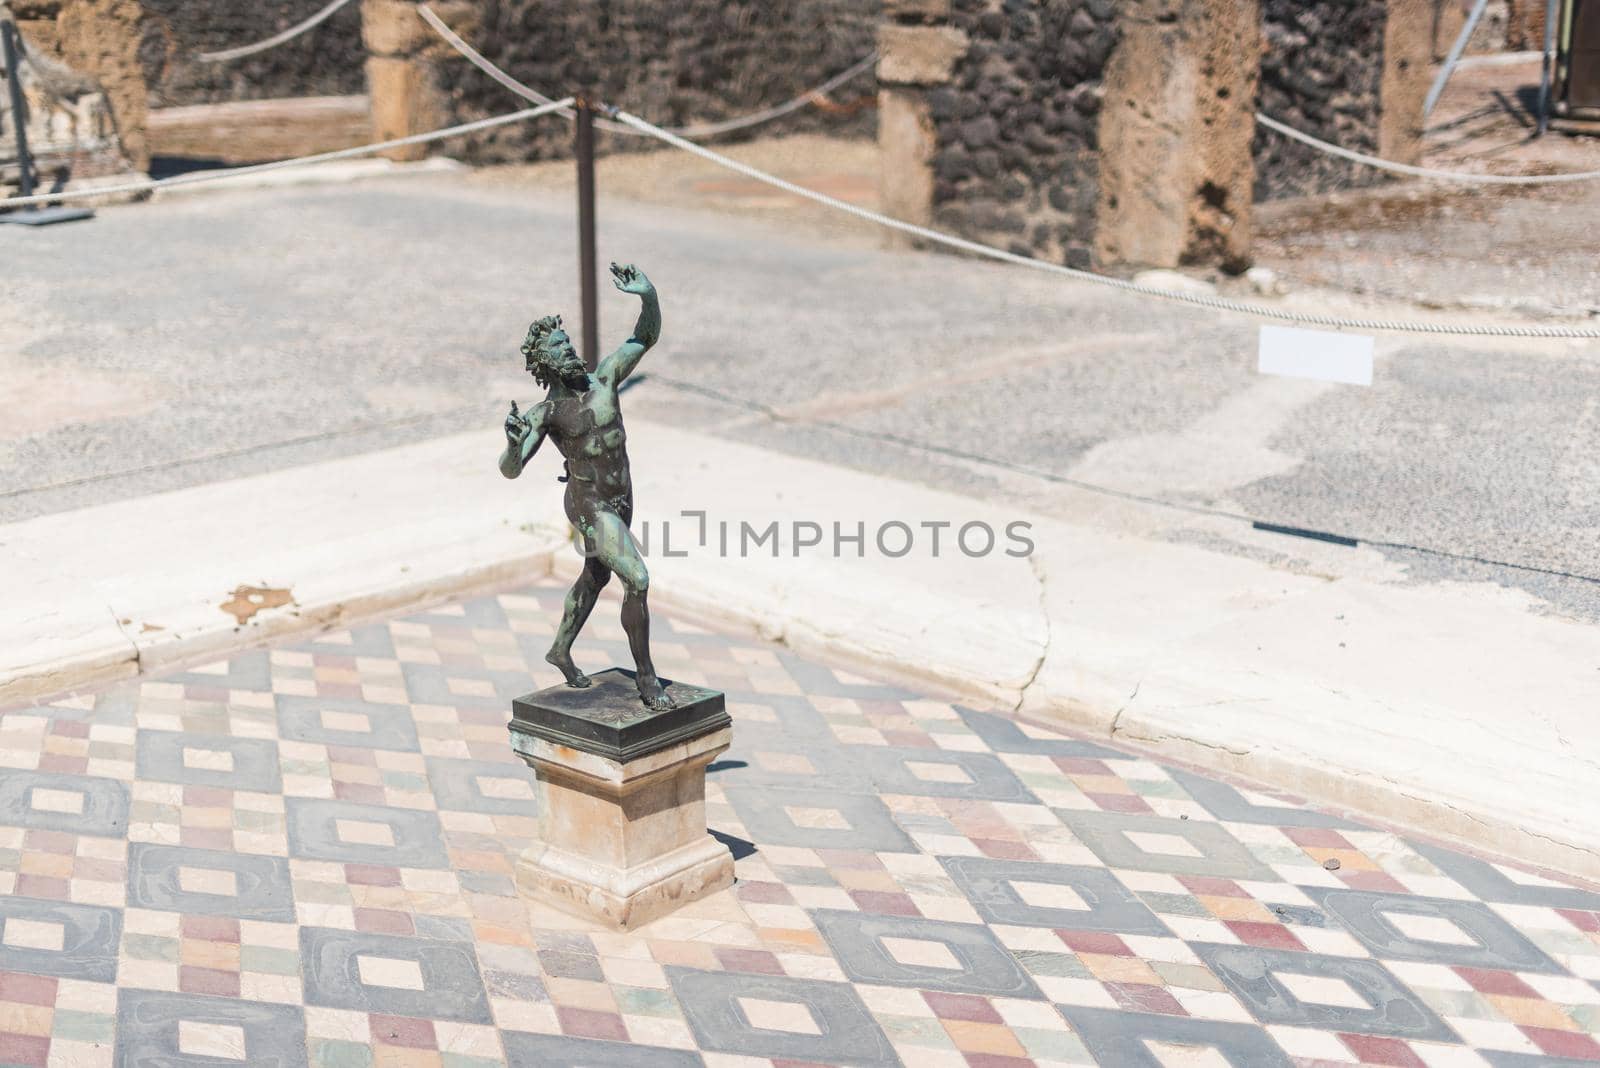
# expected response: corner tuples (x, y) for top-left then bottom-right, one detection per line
(3, 0), (1438, 271)
(879, 0), (1432, 271)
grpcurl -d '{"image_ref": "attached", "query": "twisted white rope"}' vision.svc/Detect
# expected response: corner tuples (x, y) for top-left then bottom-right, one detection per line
(1256, 112), (1600, 185)
(617, 110), (1600, 339)
(417, 4), (875, 140)
(195, 0), (360, 63)
(0, 98), (573, 209)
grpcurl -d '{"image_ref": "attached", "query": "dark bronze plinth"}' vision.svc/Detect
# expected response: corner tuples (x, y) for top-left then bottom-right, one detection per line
(509, 669), (728, 762)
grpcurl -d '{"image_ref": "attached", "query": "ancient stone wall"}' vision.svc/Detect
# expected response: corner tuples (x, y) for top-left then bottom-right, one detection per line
(433, 0), (880, 162)
(136, 0), (366, 108)
(1253, 0), (1388, 200)
(922, 0), (1115, 268)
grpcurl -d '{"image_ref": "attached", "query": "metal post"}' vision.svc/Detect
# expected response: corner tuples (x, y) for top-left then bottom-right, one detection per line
(575, 98), (599, 371)
(1537, 0), (1560, 135)
(2, 20), (36, 200)
(1425, 0), (1492, 119)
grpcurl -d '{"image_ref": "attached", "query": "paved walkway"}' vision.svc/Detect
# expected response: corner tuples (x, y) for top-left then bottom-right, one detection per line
(3, 582), (1599, 1066)
(5, 159), (1600, 624)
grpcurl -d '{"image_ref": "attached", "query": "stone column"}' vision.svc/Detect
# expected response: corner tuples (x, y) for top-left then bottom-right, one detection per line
(1094, 0), (1259, 272)
(1380, 0), (1433, 166)
(23, 0), (147, 172)
(875, 0), (967, 247)
(361, 0), (461, 160)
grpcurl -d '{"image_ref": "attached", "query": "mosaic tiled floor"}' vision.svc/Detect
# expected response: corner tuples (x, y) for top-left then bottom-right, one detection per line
(4, 583), (1600, 1067)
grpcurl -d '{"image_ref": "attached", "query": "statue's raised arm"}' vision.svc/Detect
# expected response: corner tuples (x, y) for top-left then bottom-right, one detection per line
(595, 263), (660, 388)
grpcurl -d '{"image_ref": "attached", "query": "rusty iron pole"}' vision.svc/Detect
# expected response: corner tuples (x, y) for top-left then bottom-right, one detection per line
(575, 98), (599, 370)
(2, 21), (36, 201)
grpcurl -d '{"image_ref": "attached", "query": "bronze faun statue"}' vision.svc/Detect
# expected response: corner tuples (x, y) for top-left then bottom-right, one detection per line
(500, 263), (674, 711)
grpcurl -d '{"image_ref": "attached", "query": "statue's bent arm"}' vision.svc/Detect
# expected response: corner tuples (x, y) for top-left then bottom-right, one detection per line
(499, 401), (551, 479)
(596, 264), (660, 389)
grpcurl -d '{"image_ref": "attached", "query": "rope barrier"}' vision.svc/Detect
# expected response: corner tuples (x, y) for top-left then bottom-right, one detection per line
(417, 4), (876, 140)
(0, 98), (574, 209)
(665, 53), (878, 139)
(195, 0), (360, 63)
(1256, 112), (1600, 185)
(615, 109), (1600, 339)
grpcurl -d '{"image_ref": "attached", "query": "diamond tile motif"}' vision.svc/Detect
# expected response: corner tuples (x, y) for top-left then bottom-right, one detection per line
(941, 855), (1170, 933)
(854, 745), (1039, 802)
(284, 798), (448, 868)
(1166, 767), (1360, 829)
(721, 785), (916, 853)
(667, 966), (900, 1066)
(1057, 808), (1278, 880)
(1, 580), (1598, 1066)
(424, 756), (538, 815)
(117, 988), (308, 1067)
(1194, 942), (1459, 1041)
(275, 694), (420, 751)
(1058, 1005), (1295, 1066)
(0, 896), (121, 981)
(1307, 887), (1564, 972)
(135, 730), (283, 793)
(0, 770), (129, 837)
(299, 926), (492, 1023)
(127, 844), (295, 922)
(813, 909), (1043, 997)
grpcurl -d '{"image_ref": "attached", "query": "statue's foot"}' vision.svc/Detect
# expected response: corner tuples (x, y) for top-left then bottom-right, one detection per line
(637, 674), (676, 711)
(545, 650), (591, 688)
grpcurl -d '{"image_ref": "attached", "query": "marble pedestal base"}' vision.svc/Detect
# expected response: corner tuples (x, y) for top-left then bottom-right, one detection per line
(508, 670), (733, 931)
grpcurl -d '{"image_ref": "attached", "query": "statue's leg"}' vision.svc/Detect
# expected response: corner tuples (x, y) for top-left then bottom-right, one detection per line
(592, 510), (674, 711)
(546, 557), (609, 687)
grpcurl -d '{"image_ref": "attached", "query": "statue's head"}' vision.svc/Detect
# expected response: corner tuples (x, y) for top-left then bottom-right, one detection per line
(521, 315), (588, 390)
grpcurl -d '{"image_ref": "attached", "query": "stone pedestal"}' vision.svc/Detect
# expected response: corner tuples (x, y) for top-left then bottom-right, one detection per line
(508, 669), (734, 931)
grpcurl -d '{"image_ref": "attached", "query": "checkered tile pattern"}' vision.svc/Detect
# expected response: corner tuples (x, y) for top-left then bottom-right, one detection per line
(3, 582), (1600, 1066)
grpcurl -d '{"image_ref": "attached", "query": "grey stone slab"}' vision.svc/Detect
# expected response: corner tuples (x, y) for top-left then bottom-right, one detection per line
(424, 756), (538, 816)
(1306, 887), (1563, 973)
(1167, 768), (1361, 829)
(1056, 1005), (1295, 1067)
(1056, 809), (1276, 881)
(812, 909), (1043, 998)
(275, 694), (420, 752)
(1409, 840), (1600, 910)
(955, 706), (1125, 758)
(503, 1032), (705, 1067)
(135, 730), (282, 793)
(939, 855), (1169, 934)
(0, 770), (129, 837)
(1193, 942), (1458, 1042)
(854, 746), (1039, 803)
(284, 798), (448, 868)
(299, 926), (492, 1023)
(126, 843), (295, 922)
(116, 987), (308, 1068)
(666, 966), (900, 1067)
(1482, 1054), (1600, 1067)
(721, 785), (916, 853)
(0, 895), (122, 982)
